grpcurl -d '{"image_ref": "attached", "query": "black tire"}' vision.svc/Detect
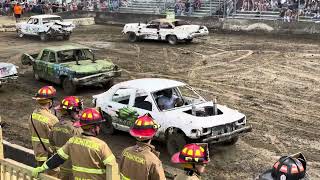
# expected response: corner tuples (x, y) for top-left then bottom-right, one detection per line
(185, 39), (193, 43)
(166, 133), (187, 156)
(63, 34), (70, 40)
(128, 32), (137, 42)
(100, 112), (115, 135)
(39, 33), (48, 41)
(223, 136), (239, 145)
(102, 79), (114, 90)
(62, 78), (76, 95)
(17, 30), (24, 38)
(167, 35), (178, 45)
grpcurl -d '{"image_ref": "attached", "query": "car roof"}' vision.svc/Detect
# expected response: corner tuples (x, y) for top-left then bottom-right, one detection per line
(115, 78), (186, 93)
(43, 45), (89, 52)
(152, 19), (183, 23)
(30, 14), (61, 19)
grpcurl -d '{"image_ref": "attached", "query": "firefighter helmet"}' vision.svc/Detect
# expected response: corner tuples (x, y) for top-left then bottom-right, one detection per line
(33, 86), (56, 101)
(129, 114), (159, 139)
(171, 143), (209, 164)
(56, 96), (83, 112)
(79, 108), (106, 126)
(271, 153), (306, 180)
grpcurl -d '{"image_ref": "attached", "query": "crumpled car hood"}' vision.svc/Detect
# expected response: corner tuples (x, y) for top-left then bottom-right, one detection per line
(61, 60), (115, 74)
(0, 63), (18, 78)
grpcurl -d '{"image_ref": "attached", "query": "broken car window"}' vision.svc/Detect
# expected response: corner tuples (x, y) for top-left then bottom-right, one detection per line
(57, 49), (91, 63)
(40, 50), (50, 61)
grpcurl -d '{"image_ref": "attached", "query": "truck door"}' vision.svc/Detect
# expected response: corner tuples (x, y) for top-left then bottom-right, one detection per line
(34, 50), (50, 80)
(159, 22), (174, 40)
(141, 21), (160, 40)
(104, 88), (136, 132)
(46, 52), (59, 83)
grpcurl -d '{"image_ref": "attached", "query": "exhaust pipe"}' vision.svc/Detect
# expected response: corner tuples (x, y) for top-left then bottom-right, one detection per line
(213, 98), (217, 115)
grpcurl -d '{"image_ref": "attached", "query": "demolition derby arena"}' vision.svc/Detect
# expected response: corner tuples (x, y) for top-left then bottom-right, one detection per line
(0, 25), (319, 179)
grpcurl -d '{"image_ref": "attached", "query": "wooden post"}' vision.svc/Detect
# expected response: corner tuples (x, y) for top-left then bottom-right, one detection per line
(0, 116), (4, 159)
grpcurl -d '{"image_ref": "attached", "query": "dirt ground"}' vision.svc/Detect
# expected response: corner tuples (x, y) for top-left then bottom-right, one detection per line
(0, 25), (319, 179)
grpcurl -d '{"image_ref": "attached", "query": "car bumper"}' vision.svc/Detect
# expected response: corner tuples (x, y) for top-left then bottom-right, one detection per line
(187, 30), (209, 39)
(201, 125), (252, 143)
(0, 75), (18, 87)
(72, 70), (121, 86)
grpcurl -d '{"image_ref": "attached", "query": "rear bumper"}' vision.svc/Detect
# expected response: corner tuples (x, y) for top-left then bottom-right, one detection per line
(187, 30), (209, 39)
(0, 75), (18, 87)
(72, 70), (121, 86)
(201, 125), (252, 143)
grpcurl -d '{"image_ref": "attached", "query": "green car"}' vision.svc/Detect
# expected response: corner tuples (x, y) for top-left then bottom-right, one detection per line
(21, 45), (121, 94)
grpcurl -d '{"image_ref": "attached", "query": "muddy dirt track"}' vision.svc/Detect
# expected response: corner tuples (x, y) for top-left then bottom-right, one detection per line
(0, 25), (319, 179)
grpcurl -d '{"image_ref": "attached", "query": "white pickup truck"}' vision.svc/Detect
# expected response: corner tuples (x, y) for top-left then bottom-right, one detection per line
(0, 63), (18, 88)
(16, 14), (75, 41)
(123, 19), (209, 45)
(93, 78), (252, 155)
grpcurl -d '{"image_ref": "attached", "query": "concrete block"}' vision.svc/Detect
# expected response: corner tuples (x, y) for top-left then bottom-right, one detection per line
(5, 28), (16, 32)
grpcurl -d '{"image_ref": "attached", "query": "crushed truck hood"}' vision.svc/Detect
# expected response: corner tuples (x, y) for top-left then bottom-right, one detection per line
(0, 63), (18, 78)
(61, 60), (115, 74)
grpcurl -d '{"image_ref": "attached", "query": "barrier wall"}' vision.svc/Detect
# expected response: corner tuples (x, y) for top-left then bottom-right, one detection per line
(93, 11), (320, 35)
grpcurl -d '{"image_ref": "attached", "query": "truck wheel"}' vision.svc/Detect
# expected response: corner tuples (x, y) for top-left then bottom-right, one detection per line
(39, 33), (48, 41)
(166, 133), (186, 156)
(62, 78), (76, 95)
(167, 35), (178, 45)
(185, 39), (193, 43)
(223, 136), (239, 145)
(102, 79), (114, 90)
(128, 32), (137, 42)
(63, 35), (70, 40)
(100, 112), (115, 135)
(17, 30), (24, 38)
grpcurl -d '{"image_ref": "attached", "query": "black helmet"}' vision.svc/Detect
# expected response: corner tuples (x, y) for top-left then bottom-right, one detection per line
(271, 153), (306, 180)
(258, 153), (307, 180)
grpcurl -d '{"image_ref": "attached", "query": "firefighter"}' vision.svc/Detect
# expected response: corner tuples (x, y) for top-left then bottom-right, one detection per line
(171, 143), (210, 180)
(119, 114), (166, 180)
(50, 96), (84, 180)
(29, 86), (59, 176)
(258, 152), (308, 180)
(32, 108), (120, 180)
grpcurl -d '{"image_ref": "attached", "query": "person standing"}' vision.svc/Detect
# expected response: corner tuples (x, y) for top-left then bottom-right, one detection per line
(29, 86), (59, 176)
(171, 143), (210, 180)
(13, 2), (23, 22)
(50, 96), (84, 180)
(119, 114), (166, 180)
(32, 108), (120, 180)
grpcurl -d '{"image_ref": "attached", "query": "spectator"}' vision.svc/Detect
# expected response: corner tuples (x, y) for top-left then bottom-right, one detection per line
(194, 0), (201, 10)
(13, 3), (23, 22)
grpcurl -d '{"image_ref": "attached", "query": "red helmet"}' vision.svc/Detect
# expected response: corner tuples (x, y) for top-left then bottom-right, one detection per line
(129, 114), (159, 139)
(33, 86), (56, 100)
(56, 96), (83, 112)
(79, 108), (106, 126)
(171, 143), (209, 164)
